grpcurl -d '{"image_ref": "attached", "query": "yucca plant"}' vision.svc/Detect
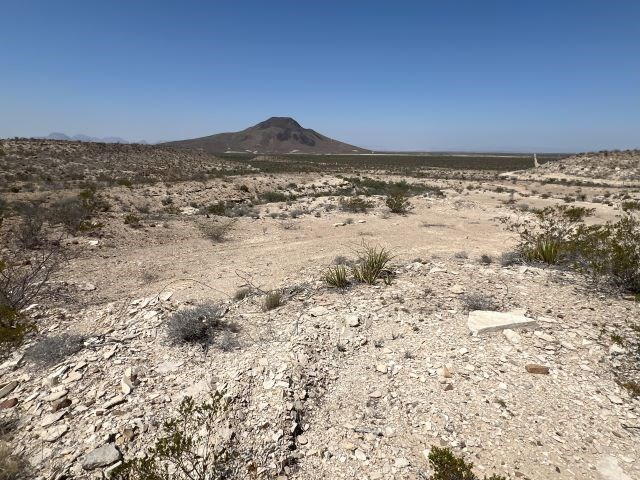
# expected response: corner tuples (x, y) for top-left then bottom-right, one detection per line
(526, 236), (563, 264)
(324, 265), (348, 288)
(352, 242), (394, 284)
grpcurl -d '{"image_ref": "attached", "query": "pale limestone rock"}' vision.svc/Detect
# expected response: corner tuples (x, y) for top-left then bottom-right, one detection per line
(468, 311), (536, 334)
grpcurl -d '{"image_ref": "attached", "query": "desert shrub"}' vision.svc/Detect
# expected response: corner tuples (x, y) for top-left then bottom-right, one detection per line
(621, 200), (640, 212)
(0, 231), (64, 359)
(427, 446), (509, 480)
(24, 333), (86, 366)
(116, 177), (133, 188)
(239, 184), (250, 192)
(506, 205), (640, 292)
(14, 203), (46, 249)
(234, 287), (251, 300)
(352, 242), (394, 284)
(112, 394), (245, 480)
(324, 265), (348, 288)
(199, 220), (235, 243)
(166, 303), (225, 345)
(260, 190), (290, 203)
(0, 442), (30, 480)
(385, 190), (410, 213)
(479, 254), (493, 265)
(461, 292), (499, 312)
(50, 188), (107, 233)
(454, 251), (468, 260)
(204, 201), (226, 216)
(124, 213), (142, 228)
(224, 203), (259, 218)
(504, 205), (594, 264)
(339, 196), (374, 213)
(500, 251), (521, 267)
(572, 214), (640, 292)
(263, 291), (282, 311)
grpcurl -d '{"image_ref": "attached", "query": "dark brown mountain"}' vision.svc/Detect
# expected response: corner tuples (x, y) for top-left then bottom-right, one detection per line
(164, 117), (368, 154)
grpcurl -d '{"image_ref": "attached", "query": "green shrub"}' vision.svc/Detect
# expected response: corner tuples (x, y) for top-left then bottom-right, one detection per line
(324, 265), (348, 288)
(572, 214), (640, 292)
(112, 395), (243, 480)
(428, 446), (509, 480)
(205, 201), (226, 216)
(506, 205), (640, 293)
(352, 242), (393, 284)
(505, 205), (594, 265)
(124, 213), (142, 228)
(50, 187), (107, 233)
(339, 196), (374, 213)
(260, 191), (290, 203)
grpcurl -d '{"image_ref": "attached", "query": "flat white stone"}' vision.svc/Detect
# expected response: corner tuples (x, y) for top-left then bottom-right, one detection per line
(468, 311), (536, 334)
(597, 455), (632, 480)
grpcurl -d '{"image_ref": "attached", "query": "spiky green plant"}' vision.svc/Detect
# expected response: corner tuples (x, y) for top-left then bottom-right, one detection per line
(352, 242), (394, 284)
(324, 265), (348, 288)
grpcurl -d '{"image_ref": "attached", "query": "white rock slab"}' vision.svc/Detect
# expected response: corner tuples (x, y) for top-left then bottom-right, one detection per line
(597, 455), (632, 480)
(468, 311), (536, 334)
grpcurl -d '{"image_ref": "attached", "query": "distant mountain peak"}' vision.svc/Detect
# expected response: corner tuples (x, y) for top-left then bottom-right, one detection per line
(256, 117), (303, 130)
(164, 117), (366, 154)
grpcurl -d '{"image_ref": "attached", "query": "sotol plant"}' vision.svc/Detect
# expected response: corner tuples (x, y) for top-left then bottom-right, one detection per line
(352, 242), (394, 284)
(324, 265), (348, 288)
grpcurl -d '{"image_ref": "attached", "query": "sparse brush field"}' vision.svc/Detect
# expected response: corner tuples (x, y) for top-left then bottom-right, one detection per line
(1, 140), (639, 480)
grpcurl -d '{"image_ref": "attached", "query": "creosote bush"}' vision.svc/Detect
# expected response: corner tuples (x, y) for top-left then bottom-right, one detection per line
(506, 205), (640, 293)
(0, 241), (64, 360)
(506, 205), (593, 264)
(50, 187), (108, 233)
(428, 446), (509, 480)
(112, 394), (246, 480)
(352, 242), (394, 285)
(339, 196), (374, 213)
(324, 265), (349, 288)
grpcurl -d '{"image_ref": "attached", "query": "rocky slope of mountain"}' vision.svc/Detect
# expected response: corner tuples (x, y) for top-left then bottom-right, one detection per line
(165, 117), (368, 154)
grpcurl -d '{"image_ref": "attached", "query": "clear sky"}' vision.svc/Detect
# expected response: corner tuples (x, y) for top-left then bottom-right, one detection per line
(1, 0), (639, 152)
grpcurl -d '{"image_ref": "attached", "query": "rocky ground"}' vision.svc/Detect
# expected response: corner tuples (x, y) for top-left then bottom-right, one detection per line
(504, 150), (640, 187)
(1, 144), (639, 479)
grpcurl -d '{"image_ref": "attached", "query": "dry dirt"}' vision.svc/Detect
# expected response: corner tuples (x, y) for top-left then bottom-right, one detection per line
(1, 143), (639, 480)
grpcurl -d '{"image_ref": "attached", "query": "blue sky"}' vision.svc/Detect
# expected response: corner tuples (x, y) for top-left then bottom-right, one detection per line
(1, 0), (639, 152)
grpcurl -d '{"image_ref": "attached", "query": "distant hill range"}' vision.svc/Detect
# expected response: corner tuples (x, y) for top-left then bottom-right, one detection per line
(41, 133), (147, 144)
(164, 117), (368, 154)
